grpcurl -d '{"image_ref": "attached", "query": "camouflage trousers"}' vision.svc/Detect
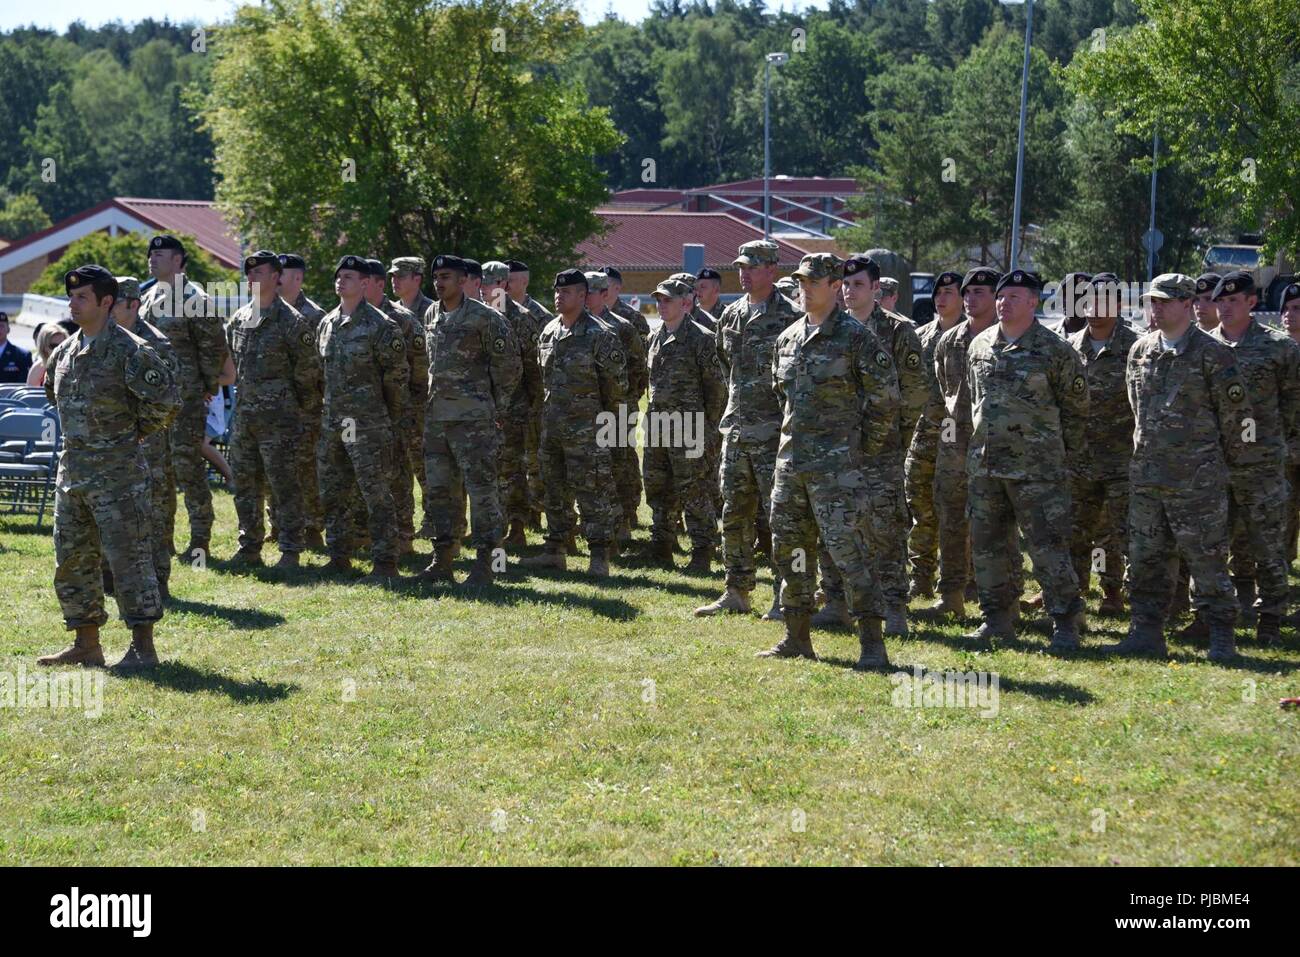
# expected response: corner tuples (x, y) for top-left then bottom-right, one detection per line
(1288, 463), (1300, 563)
(526, 418), (543, 516)
(1069, 474), (1129, 593)
(773, 462), (884, 620)
(819, 457), (909, 607)
(318, 424), (398, 565)
(968, 475), (1080, 618)
(390, 420), (420, 549)
(499, 406), (534, 526)
(1129, 482), (1236, 627)
(540, 423), (617, 549)
(904, 448), (938, 590)
(705, 424), (722, 516)
(169, 392), (214, 544)
(231, 412), (306, 554)
(1223, 465), (1290, 617)
(425, 417), (503, 550)
(56, 464), (163, 628)
(934, 444), (971, 596)
(643, 430), (717, 550)
(143, 431), (175, 586)
(720, 437), (778, 592)
(613, 442), (642, 530)
(300, 420), (323, 534)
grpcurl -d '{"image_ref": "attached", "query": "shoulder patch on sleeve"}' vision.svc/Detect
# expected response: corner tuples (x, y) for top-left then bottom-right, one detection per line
(492, 336), (507, 354)
(301, 330), (314, 346)
(1072, 374), (1086, 395)
(144, 368), (162, 386)
(875, 350), (891, 368)
(905, 351), (920, 368)
(390, 335), (405, 352)
(1227, 381), (1246, 403)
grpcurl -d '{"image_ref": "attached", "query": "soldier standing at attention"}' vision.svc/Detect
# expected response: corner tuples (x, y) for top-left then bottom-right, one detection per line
(1066, 272), (1139, 617)
(643, 278), (727, 570)
(419, 255), (521, 586)
(389, 256), (436, 541)
(932, 268), (1001, 617)
(508, 259), (552, 526)
(1281, 281), (1300, 564)
(813, 254), (925, 635)
(758, 253), (900, 667)
(225, 250), (321, 570)
(695, 241), (799, 620)
(316, 256), (408, 580)
(693, 268), (726, 325)
(482, 261), (542, 550)
(1192, 273), (1223, 332)
(905, 271), (963, 601)
(106, 277), (180, 601)
(462, 259), (483, 301)
(1114, 274), (1254, 661)
(963, 270), (1089, 652)
(38, 265), (179, 669)
(276, 253), (327, 549)
(602, 266), (650, 346)
(138, 234), (227, 561)
(521, 270), (627, 577)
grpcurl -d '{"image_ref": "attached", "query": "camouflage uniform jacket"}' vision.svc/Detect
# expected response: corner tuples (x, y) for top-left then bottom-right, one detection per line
(610, 297), (651, 346)
(292, 291), (328, 332)
(317, 301), (408, 433)
(523, 296), (554, 329)
(1208, 318), (1300, 469)
(595, 307), (647, 402)
(647, 316), (727, 422)
(689, 305), (716, 334)
(934, 318), (980, 458)
(381, 298), (429, 424)
(1066, 320), (1140, 481)
(138, 276), (226, 398)
(502, 295), (543, 415)
(715, 288), (800, 446)
(424, 295), (520, 423)
(226, 295), (321, 420)
(537, 311), (627, 436)
(908, 317), (956, 462)
(861, 304), (926, 460)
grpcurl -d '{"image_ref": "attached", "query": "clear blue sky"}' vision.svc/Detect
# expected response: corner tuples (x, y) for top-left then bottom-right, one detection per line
(0, 0), (828, 32)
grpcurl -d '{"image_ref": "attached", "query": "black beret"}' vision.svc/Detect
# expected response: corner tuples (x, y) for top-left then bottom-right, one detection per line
(554, 268), (588, 289)
(934, 271), (962, 291)
(960, 268), (1001, 292)
(995, 269), (1043, 294)
(1212, 270), (1255, 300)
(364, 258), (386, 278)
(431, 254), (468, 274)
(64, 263), (117, 297)
(1060, 271), (1093, 291)
(462, 258), (482, 279)
(334, 255), (368, 277)
(1281, 282), (1300, 309)
(505, 259), (529, 273)
(243, 249), (281, 273)
(1090, 272), (1120, 286)
(843, 254), (881, 280)
(278, 253), (307, 270)
(602, 266), (623, 282)
(696, 267), (721, 282)
(1195, 272), (1223, 294)
(149, 235), (185, 255)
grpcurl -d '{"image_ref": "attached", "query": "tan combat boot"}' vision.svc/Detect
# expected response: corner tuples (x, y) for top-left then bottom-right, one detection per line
(37, 625), (105, 667)
(756, 610), (816, 660)
(760, 579), (784, 621)
(587, 546), (610, 578)
(811, 596), (852, 629)
(304, 529), (325, 550)
(504, 519), (527, 549)
(685, 546), (713, 574)
(365, 560), (401, 582)
(274, 551), (300, 570)
(648, 538), (675, 568)
(462, 548), (496, 588)
(113, 624), (159, 671)
(931, 592), (965, 617)
(521, 547), (566, 571)
(325, 554), (353, 575)
(419, 546), (456, 583)
(883, 603), (909, 637)
(694, 586), (752, 617)
(853, 617), (890, 670)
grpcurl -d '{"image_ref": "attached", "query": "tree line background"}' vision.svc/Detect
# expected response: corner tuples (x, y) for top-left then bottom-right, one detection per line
(0, 0), (1295, 293)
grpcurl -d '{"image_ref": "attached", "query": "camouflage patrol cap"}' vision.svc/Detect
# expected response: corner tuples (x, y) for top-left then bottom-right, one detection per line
(1142, 273), (1196, 301)
(115, 276), (142, 300)
(65, 264), (117, 297)
(879, 277), (899, 293)
(1212, 270), (1255, 300)
(734, 240), (780, 267)
(481, 261), (510, 283)
(278, 253), (307, 271)
(1194, 272), (1221, 295)
(652, 278), (692, 299)
(774, 276), (800, 294)
(584, 271), (611, 292)
(995, 269), (1043, 294)
(793, 253), (844, 282)
(243, 249), (281, 274)
(387, 256), (426, 276)
(1281, 282), (1300, 309)
(1089, 271), (1120, 287)
(960, 268), (1001, 292)
(668, 272), (697, 290)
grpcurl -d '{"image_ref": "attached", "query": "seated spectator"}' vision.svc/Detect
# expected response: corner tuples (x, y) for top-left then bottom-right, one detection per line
(0, 312), (34, 383)
(27, 324), (69, 387)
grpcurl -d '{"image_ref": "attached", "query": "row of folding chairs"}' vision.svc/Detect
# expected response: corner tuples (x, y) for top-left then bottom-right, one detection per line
(0, 406), (60, 529)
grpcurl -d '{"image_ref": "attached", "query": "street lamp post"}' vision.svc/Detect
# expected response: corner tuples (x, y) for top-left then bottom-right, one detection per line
(1008, 0), (1034, 270)
(763, 51), (789, 240)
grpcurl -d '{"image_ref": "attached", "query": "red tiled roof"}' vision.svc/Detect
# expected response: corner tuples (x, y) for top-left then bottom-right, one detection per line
(607, 188), (686, 209)
(117, 198), (242, 267)
(577, 210), (810, 271)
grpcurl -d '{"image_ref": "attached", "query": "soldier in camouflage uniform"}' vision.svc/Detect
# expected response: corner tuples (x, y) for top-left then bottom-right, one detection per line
(695, 241), (799, 620)
(758, 253), (901, 668)
(643, 278), (727, 570)
(1064, 272), (1139, 616)
(669, 273), (718, 334)
(602, 266), (651, 347)
(1192, 272), (1222, 332)
(389, 256), (437, 539)
(138, 234), (227, 560)
(964, 270), (1088, 652)
(419, 255), (521, 586)
(107, 276), (179, 601)
(586, 271), (646, 547)
(225, 251), (321, 568)
(483, 261), (543, 548)
(694, 267), (725, 326)
(1114, 274), (1255, 662)
(675, 270), (725, 517)
(38, 265), (180, 670)
(905, 271), (964, 599)
(813, 255), (925, 635)
(316, 256), (409, 579)
(1193, 271), (1299, 645)
(932, 269), (1001, 617)
(508, 260), (553, 525)
(277, 253), (327, 548)
(521, 269), (627, 577)
(1281, 282), (1300, 565)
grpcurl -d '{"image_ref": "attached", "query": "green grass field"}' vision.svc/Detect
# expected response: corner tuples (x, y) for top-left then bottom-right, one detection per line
(1, 490), (1297, 866)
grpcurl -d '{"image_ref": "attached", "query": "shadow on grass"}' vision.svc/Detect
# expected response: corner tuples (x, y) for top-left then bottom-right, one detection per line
(815, 654), (1098, 705)
(369, 573), (642, 621)
(166, 597), (287, 630)
(114, 660), (297, 703)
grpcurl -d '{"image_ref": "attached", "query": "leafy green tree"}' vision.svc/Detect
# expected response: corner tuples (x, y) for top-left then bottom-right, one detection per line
(0, 191), (53, 241)
(29, 230), (237, 296)
(204, 0), (621, 295)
